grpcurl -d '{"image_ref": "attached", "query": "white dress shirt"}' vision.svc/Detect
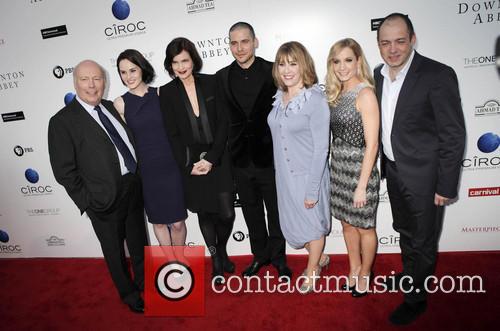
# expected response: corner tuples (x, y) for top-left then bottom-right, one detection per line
(76, 96), (136, 175)
(380, 50), (415, 161)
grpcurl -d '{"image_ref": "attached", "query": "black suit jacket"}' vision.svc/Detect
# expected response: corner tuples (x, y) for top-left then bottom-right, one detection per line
(374, 51), (466, 198)
(215, 57), (276, 168)
(158, 74), (227, 174)
(48, 98), (135, 213)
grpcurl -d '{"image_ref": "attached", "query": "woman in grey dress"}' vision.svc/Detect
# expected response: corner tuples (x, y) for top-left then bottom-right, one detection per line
(326, 38), (380, 297)
(268, 41), (331, 293)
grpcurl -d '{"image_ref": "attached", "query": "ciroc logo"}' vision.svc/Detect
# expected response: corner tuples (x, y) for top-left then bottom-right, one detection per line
(112, 0), (130, 20)
(21, 168), (53, 196)
(64, 92), (75, 105)
(477, 132), (499, 153)
(0, 230), (22, 254)
(105, 0), (146, 40)
(462, 132), (500, 171)
(25, 168), (39, 183)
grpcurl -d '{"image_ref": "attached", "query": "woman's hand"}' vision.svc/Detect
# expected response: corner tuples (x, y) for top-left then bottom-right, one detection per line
(353, 187), (367, 208)
(191, 159), (213, 175)
(304, 199), (317, 209)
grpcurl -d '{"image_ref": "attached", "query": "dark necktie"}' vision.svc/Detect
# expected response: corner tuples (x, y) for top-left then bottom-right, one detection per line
(93, 105), (137, 174)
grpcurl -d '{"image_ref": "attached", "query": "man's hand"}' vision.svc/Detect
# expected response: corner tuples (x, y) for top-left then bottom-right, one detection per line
(434, 193), (450, 206)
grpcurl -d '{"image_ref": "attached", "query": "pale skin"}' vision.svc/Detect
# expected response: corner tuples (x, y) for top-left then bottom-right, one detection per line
(332, 46), (379, 291)
(171, 50), (213, 176)
(113, 58), (186, 247)
(278, 56), (328, 287)
(378, 17), (449, 206)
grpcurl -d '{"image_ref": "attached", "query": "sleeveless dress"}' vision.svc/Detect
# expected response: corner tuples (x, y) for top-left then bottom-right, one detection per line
(122, 87), (187, 224)
(330, 83), (379, 228)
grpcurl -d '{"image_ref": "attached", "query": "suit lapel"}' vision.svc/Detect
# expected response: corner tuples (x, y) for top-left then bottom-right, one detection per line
(70, 99), (111, 143)
(392, 52), (422, 128)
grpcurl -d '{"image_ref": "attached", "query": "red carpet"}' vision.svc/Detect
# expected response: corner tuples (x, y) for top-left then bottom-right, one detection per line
(1, 252), (499, 330)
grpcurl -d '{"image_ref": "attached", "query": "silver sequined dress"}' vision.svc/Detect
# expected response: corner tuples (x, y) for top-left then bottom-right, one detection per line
(329, 83), (379, 228)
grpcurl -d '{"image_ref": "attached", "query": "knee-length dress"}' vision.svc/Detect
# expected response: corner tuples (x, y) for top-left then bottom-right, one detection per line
(267, 85), (331, 249)
(122, 87), (187, 224)
(329, 83), (379, 228)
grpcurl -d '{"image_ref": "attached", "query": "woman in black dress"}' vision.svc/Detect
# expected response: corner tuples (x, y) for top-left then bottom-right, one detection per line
(113, 49), (188, 248)
(159, 38), (235, 285)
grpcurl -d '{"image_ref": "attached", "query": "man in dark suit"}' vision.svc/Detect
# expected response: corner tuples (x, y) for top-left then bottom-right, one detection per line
(48, 60), (147, 313)
(374, 13), (466, 325)
(216, 22), (291, 280)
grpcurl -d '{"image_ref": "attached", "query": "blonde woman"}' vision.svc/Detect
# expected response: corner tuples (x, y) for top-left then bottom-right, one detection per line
(326, 38), (380, 297)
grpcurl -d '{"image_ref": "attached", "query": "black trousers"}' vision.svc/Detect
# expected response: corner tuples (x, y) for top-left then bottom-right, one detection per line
(87, 173), (148, 305)
(233, 165), (286, 266)
(385, 159), (444, 303)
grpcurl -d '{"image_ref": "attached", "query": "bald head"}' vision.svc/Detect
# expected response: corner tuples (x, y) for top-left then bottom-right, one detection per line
(73, 60), (106, 106)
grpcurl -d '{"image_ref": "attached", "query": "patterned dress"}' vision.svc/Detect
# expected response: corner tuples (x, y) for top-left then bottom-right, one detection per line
(330, 83), (379, 228)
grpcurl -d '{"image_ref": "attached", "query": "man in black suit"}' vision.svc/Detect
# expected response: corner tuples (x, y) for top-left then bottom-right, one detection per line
(374, 13), (466, 325)
(216, 22), (291, 280)
(48, 60), (148, 313)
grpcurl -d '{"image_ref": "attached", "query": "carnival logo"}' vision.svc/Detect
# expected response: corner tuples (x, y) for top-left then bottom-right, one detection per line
(112, 0), (130, 20)
(22, 168), (53, 196)
(186, 0), (215, 14)
(14, 145), (34, 157)
(46, 236), (66, 246)
(475, 99), (500, 116)
(53, 65), (74, 79)
(464, 55), (496, 68)
(457, 1), (500, 24)
(468, 186), (500, 197)
(1, 70), (25, 92)
(64, 92), (75, 105)
(105, 0), (146, 40)
(41, 25), (68, 39)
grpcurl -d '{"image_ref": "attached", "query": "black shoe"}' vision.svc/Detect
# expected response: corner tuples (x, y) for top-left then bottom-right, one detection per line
(222, 255), (235, 274)
(127, 298), (144, 314)
(389, 301), (427, 325)
(351, 272), (373, 298)
(242, 260), (269, 277)
(211, 255), (225, 286)
(275, 264), (292, 282)
(341, 283), (355, 291)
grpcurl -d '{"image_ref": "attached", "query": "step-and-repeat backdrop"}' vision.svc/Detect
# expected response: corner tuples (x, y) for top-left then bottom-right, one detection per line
(1, 0), (499, 258)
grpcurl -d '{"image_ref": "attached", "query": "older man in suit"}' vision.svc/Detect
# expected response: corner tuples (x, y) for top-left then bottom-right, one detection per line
(48, 60), (147, 313)
(374, 13), (466, 325)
